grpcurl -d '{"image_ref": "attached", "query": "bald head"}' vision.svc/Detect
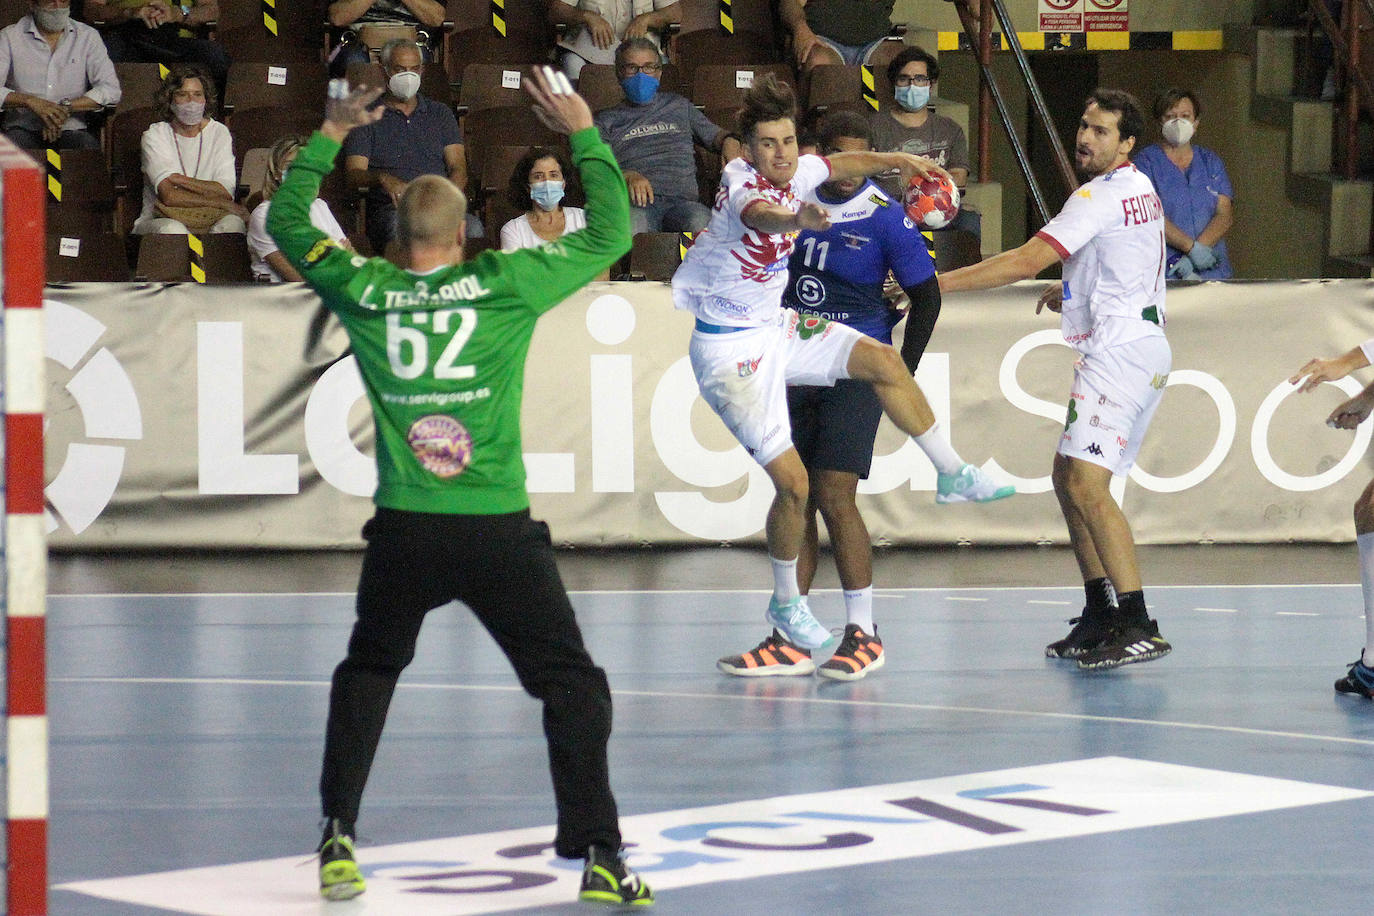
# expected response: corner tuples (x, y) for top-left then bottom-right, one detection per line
(397, 176), (467, 251)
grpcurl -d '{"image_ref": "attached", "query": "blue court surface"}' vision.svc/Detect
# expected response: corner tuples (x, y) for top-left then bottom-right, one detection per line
(43, 546), (1374, 914)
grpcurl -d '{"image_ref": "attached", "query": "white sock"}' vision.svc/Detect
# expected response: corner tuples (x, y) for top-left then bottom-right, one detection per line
(770, 556), (799, 603)
(913, 422), (965, 475)
(1360, 533), (1374, 665)
(844, 586), (874, 633)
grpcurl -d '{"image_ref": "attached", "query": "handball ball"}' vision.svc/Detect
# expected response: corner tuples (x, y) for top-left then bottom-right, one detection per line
(904, 173), (960, 230)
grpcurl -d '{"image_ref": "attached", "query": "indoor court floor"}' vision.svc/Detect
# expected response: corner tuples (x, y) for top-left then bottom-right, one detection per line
(41, 544), (1374, 914)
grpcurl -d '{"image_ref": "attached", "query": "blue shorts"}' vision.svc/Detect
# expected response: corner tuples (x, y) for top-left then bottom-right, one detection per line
(813, 34), (889, 66)
(788, 378), (883, 478)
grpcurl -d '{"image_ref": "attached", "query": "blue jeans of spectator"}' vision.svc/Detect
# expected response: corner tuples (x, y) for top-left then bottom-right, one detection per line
(631, 196), (711, 234)
(4, 126), (100, 151)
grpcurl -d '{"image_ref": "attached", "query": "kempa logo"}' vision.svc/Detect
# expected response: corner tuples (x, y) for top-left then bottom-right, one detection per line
(44, 299), (143, 534)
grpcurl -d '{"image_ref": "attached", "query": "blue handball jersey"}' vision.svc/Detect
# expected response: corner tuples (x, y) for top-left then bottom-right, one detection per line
(783, 179), (936, 344)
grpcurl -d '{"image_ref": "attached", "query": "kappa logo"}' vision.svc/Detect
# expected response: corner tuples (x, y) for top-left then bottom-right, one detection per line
(56, 758), (1370, 915)
(1084, 442), (1104, 457)
(44, 299), (145, 535)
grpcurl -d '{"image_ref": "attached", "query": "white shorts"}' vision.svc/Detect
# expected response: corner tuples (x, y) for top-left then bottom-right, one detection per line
(1059, 335), (1172, 476)
(690, 309), (862, 467)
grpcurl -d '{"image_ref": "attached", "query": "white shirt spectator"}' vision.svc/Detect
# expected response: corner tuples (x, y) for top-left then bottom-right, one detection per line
(499, 207), (587, 251)
(0, 14), (120, 136)
(248, 198), (348, 281)
(134, 118), (239, 233)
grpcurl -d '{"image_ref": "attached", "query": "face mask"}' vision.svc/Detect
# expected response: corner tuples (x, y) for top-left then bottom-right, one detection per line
(32, 5), (69, 31)
(388, 70), (421, 101)
(172, 100), (205, 126)
(620, 72), (659, 105)
(530, 179), (565, 211)
(894, 84), (930, 112)
(1162, 117), (1195, 146)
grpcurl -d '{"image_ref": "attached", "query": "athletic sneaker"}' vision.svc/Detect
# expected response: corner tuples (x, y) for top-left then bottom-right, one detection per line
(935, 463), (1016, 504)
(817, 624), (885, 680)
(1334, 657), (1374, 698)
(318, 818), (365, 901)
(580, 845), (654, 907)
(1076, 619), (1172, 670)
(717, 629), (815, 676)
(1045, 612), (1113, 659)
(764, 595), (834, 650)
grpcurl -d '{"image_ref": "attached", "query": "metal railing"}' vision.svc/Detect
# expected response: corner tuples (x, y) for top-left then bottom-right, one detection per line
(1308, 0), (1374, 180)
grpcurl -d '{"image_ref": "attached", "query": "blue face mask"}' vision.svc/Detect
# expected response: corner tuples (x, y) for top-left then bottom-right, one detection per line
(530, 179), (565, 211)
(621, 72), (659, 105)
(895, 84), (930, 112)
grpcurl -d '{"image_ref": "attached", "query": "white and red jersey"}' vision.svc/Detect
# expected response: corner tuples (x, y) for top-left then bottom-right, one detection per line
(1036, 161), (1167, 354)
(671, 154), (831, 327)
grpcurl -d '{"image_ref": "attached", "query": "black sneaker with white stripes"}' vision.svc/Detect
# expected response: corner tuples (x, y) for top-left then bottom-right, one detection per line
(1076, 619), (1171, 670)
(1045, 611), (1113, 659)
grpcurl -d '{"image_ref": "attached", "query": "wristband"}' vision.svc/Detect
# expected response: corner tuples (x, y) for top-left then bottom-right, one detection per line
(1359, 338), (1374, 368)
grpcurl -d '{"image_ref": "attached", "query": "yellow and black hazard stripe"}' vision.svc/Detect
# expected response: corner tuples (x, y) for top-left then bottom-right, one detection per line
(678, 231), (696, 261)
(937, 30), (1223, 52)
(861, 65), (879, 111)
(717, 0), (733, 33)
(490, 0), (506, 36)
(261, 0), (278, 35)
(45, 149), (61, 202)
(188, 232), (206, 283)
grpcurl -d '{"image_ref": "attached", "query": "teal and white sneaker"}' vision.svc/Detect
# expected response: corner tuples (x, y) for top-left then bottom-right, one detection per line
(936, 463), (1016, 504)
(764, 595), (834, 650)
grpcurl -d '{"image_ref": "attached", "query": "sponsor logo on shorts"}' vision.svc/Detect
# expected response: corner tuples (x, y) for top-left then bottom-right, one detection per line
(1066, 330), (1093, 344)
(1098, 394), (1122, 409)
(1117, 436), (1129, 449)
(1083, 442), (1104, 457)
(737, 357), (761, 377)
(1089, 415), (1117, 433)
(1151, 372), (1169, 390)
(406, 414), (474, 478)
(1064, 397), (1079, 430)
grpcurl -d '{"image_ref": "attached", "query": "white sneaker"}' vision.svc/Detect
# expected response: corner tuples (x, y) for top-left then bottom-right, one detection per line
(935, 463), (1016, 504)
(764, 596), (834, 650)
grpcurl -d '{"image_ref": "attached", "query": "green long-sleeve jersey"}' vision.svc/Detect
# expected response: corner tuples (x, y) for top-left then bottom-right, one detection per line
(267, 126), (631, 514)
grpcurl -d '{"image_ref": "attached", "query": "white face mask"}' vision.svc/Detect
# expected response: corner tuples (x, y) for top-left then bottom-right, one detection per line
(388, 70), (421, 101)
(32, 5), (69, 32)
(1162, 117), (1195, 146)
(172, 100), (205, 126)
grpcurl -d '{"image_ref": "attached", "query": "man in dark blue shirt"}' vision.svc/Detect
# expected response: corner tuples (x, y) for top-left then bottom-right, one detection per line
(717, 109), (943, 681)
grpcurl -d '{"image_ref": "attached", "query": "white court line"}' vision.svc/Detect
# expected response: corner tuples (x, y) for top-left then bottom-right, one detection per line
(50, 584), (1365, 600)
(1277, 612), (1321, 617)
(49, 675), (1374, 749)
(945, 596), (988, 602)
(1195, 607), (1240, 613)
(1027, 600), (1072, 605)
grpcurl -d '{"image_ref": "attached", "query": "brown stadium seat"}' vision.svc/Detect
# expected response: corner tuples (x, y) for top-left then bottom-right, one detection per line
(46, 231), (131, 282)
(222, 60), (329, 116)
(42, 148), (117, 234)
(930, 227), (982, 272)
(134, 232), (254, 283)
(628, 231), (696, 281)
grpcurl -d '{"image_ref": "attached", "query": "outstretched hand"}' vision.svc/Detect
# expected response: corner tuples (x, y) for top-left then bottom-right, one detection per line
(893, 152), (953, 187)
(1289, 352), (1364, 393)
(1035, 283), (1063, 314)
(796, 201), (830, 232)
(524, 65), (594, 135)
(321, 80), (385, 142)
(1327, 390), (1374, 430)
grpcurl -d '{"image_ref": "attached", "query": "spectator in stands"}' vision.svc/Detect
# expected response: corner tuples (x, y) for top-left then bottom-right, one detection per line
(250, 135), (352, 281)
(868, 45), (978, 236)
(0, 0), (120, 150)
(1133, 88), (1233, 280)
(343, 37), (472, 256)
(549, 0), (679, 83)
(594, 37), (740, 234)
(326, 0), (443, 78)
(133, 62), (246, 234)
(778, 0), (894, 70)
(85, 0), (229, 90)
(499, 146), (585, 249)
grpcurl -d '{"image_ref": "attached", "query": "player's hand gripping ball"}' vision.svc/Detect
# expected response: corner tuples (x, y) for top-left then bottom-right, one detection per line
(904, 173), (961, 230)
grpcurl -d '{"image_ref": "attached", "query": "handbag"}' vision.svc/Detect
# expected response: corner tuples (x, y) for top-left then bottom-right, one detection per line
(155, 202), (223, 233)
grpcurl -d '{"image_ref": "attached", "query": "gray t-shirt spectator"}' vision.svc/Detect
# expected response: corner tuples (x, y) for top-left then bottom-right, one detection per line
(868, 108), (968, 199)
(595, 91), (719, 205)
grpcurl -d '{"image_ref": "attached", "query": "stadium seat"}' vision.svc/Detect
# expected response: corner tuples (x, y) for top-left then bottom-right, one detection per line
(443, 0), (556, 70)
(134, 232), (254, 282)
(105, 105), (162, 235)
(222, 60), (329, 116)
(479, 143), (534, 196)
(803, 64), (879, 118)
(43, 148), (117, 234)
(462, 105), (559, 198)
(456, 62), (543, 116)
(214, 0), (326, 63)
(674, 0), (776, 44)
(671, 29), (779, 86)
(628, 231), (695, 281)
(114, 62), (165, 114)
(0, 0), (29, 27)
(227, 104), (330, 172)
(481, 194), (524, 246)
(46, 231), (131, 282)
(691, 62), (794, 112)
(930, 227), (982, 272)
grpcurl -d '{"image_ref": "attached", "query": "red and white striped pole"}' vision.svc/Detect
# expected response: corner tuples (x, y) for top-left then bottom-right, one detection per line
(1, 139), (48, 915)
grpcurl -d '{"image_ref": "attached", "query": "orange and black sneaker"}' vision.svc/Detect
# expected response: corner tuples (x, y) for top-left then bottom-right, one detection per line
(717, 630), (815, 677)
(817, 624), (885, 681)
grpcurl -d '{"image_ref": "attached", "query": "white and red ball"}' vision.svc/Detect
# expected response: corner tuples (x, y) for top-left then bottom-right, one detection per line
(903, 173), (961, 230)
